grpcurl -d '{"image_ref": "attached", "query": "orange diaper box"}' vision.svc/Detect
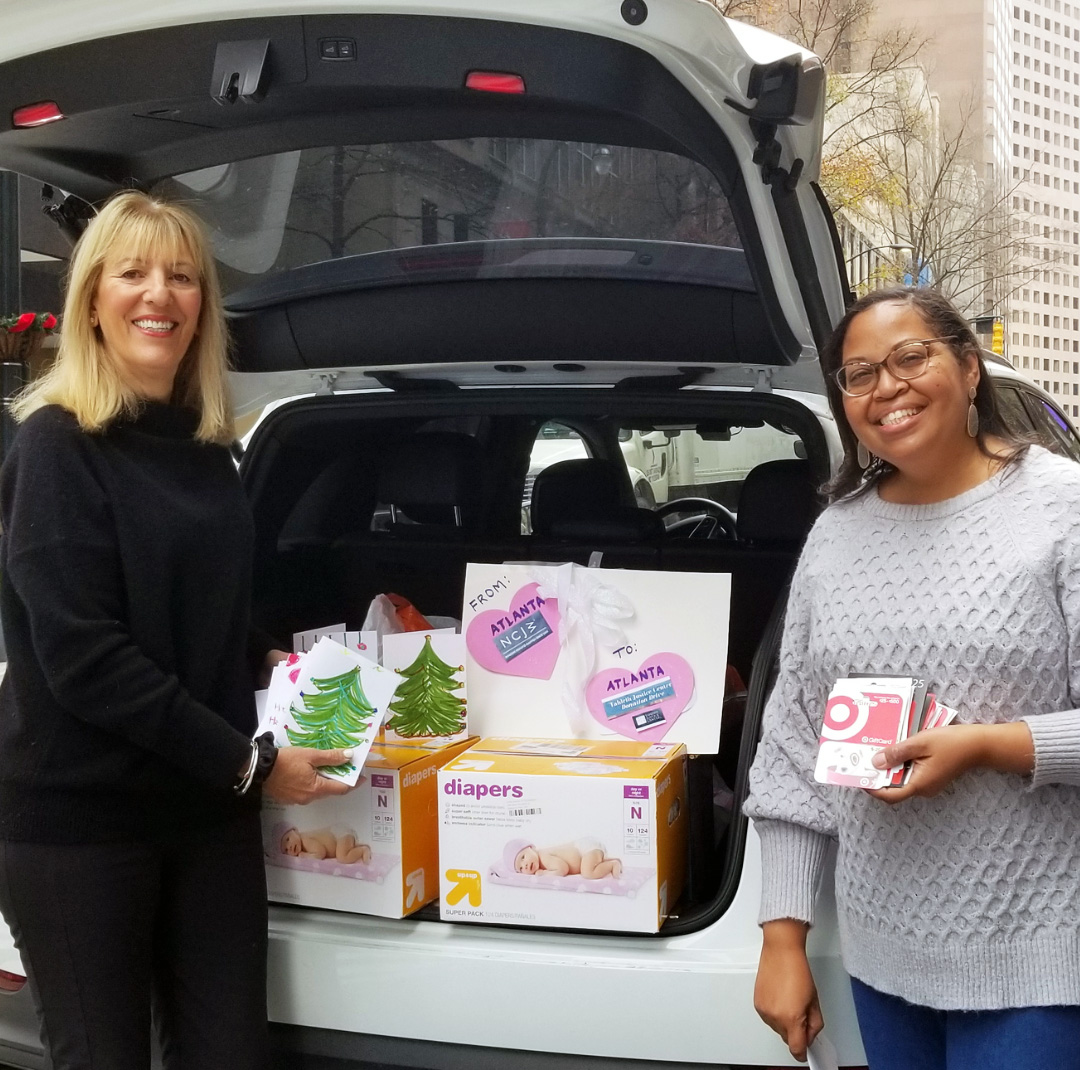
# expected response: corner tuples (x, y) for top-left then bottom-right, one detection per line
(262, 737), (475, 918)
(437, 737), (688, 933)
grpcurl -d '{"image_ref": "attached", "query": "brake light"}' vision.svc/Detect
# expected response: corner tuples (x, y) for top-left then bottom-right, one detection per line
(465, 71), (525, 94)
(12, 101), (65, 128)
(0, 968), (26, 994)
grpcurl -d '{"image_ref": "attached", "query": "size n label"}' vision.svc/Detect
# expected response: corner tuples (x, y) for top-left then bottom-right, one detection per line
(622, 785), (652, 854)
(371, 774), (396, 842)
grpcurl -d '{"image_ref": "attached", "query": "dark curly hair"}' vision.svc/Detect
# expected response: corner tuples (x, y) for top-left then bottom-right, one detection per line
(820, 287), (1031, 501)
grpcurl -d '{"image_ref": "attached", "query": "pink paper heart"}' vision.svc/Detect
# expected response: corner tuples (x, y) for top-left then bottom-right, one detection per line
(288, 667), (300, 684)
(466, 582), (561, 680)
(585, 653), (694, 742)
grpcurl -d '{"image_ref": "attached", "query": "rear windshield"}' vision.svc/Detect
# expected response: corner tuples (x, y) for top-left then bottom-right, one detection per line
(152, 139), (740, 294)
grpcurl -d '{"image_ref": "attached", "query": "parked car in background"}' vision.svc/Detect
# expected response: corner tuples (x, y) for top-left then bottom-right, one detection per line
(1, 3), (1079, 1069)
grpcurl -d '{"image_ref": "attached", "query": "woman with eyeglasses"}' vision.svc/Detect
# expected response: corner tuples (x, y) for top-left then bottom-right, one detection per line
(744, 287), (1080, 1070)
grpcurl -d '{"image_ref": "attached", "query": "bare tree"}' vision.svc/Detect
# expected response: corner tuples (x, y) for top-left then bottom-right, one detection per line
(715, 0), (1041, 317)
(833, 72), (1041, 315)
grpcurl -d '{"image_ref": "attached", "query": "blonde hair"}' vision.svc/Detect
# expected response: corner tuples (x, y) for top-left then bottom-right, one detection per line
(11, 190), (234, 444)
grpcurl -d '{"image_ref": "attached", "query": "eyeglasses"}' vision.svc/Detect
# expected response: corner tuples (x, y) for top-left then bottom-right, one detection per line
(833, 336), (957, 397)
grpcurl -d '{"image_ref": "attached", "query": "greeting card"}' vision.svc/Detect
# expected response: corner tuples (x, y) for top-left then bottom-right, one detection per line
(380, 632), (469, 747)
(262, 638), (402, 786)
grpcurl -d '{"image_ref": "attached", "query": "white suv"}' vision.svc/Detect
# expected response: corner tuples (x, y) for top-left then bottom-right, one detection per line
(1, 4), (1077, 1069)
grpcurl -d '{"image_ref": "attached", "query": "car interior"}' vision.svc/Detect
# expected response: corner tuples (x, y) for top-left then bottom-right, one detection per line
(242, 386), (830, 928)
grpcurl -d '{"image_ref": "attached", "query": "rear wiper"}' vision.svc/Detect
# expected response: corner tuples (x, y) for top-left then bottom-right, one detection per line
(366, 371), (459, 393)
(613, 367), (710, 392)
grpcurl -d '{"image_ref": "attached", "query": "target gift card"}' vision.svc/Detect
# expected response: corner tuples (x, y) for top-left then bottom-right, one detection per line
(814, 677), (914, 789)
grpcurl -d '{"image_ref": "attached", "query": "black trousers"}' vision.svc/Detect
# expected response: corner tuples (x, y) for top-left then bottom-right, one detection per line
(0, 815), (270, 1070)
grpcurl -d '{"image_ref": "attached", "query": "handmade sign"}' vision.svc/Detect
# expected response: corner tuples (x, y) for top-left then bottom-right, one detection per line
(461, 564), (730, 753)
(261, 638), (402, 786)
(381, 632), (469, 746)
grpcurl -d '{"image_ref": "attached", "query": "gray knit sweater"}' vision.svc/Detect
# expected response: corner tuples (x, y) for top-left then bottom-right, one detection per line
(744, 446), (1080, 1011)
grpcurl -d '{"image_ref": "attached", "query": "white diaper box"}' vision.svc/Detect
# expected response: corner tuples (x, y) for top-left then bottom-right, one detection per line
(263, 737), (474, 918)
(437, 737), (688, 933)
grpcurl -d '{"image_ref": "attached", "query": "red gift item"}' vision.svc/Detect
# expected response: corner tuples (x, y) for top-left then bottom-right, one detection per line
(385, 592), (433, 632)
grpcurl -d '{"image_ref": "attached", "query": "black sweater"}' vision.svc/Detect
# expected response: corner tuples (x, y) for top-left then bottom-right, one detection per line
(0, 403), (268, 842)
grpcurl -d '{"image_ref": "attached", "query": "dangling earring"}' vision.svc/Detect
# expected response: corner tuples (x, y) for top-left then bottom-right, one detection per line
(857, 441), (871, 469)
(966, 386), (979, 438)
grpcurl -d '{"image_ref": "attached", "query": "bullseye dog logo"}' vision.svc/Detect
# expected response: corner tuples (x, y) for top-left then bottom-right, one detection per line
(814, 678), (912, 789)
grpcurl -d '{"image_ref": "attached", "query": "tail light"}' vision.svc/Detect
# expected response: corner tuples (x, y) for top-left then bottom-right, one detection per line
(12, 101), (65, 128)
(0, 968), (26, 994)
(465, 71), (526, 94)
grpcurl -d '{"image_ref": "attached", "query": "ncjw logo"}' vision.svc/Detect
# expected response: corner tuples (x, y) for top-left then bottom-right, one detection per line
(443, 778), (524, 799)
(492, 608), (552, 662)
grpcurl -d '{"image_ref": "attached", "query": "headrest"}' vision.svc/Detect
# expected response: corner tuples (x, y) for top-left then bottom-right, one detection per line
(378, 432), (483, 527)
(737, 459), (817, 547)
(530, 459), (637, 538)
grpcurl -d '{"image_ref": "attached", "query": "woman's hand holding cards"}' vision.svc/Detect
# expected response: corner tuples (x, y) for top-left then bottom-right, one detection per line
(867, 722), (1036, 803)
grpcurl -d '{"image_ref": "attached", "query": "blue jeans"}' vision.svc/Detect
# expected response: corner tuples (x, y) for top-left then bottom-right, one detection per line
(850, 978), (1080, 1070)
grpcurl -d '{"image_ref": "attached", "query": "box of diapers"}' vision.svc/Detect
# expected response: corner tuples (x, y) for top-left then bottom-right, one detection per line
(438, 737), (687, 933)
(263, 737), (474, 918)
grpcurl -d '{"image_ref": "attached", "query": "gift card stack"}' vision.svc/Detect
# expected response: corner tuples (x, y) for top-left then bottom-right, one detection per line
(814, 675), (957, 789)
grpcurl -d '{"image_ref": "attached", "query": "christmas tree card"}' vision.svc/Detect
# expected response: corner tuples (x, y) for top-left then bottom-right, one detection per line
(380, 632), (468, 747)
(269, 637), (403, 786)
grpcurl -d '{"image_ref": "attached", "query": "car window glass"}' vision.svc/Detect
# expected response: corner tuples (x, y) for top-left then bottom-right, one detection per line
(993, 385), (1036, 438)
(617, 423), (804, 515)
(1027, 394), (1080, 461)
(523, 422), (588, 533)
(155, 140), (740, 294)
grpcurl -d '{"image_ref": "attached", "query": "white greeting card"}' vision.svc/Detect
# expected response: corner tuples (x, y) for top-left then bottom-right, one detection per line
(264, 638), (403, 786)
(293, 623), (378, 659)
(461, 563), (730, 753)
(293, 623), (346, 653)
(380, 632), (469, 746)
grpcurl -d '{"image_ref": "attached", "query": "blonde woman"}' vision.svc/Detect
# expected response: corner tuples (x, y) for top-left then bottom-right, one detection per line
(0, 192), (349, 1069)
